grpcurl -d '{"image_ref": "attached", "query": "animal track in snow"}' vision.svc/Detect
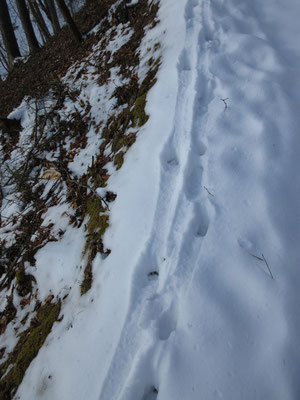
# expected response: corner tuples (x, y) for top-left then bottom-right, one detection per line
(147, 271), (159, 282)
(166, 157), (179, 167)
(185, 0), (199, 21)
(157, 303), (177, 340)
(138, 295), (163, 331)
(178, 48), (192, 71)
(197, 140), (207, 156)
(184, 164), (203, 200)
(142, 386), (158, 400)
(195, 203), (210, 237)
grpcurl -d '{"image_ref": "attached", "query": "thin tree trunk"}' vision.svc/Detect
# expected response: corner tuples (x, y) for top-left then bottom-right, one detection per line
(0, 42), (9, 69)
(16, 0), (40, 53)
(46, 0), (60, 33)
(0, 0), (21, 68)
(67, 0), (75, 16)
(35, 25), (45, 44)
(55, 0), (81, 42)
(0, 44), (9, 72)
(27, 0), (51, 42)
(36, 0), (60, 34)
(36, 0), (49, 16)
(35, 17), (47, 44)
(34, 1), (51, 40)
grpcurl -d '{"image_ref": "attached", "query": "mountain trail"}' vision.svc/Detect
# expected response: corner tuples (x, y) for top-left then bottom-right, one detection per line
(98, 0), (220, 398)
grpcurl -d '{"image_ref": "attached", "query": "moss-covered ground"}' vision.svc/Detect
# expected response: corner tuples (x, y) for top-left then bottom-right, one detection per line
(0, 302), (61, 400)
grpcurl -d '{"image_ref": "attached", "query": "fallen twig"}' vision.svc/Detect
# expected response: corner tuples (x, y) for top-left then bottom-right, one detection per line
(262, 253), (274, 280)
(250, 252), (274, 279)
(203, 186), (215, 197)
(220, 97), (229, 111)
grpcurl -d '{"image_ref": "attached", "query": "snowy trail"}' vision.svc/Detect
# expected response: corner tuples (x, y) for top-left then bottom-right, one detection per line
(99, 0), (218, 398)
(100, 0), (300, 399)
(99, 0), (208, 398)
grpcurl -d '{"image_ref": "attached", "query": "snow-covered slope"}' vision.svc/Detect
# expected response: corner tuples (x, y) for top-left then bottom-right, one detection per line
(9, 0), (300, 398)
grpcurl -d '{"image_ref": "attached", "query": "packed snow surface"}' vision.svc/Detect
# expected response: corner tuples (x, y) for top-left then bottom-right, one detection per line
(16, 0), (300, 398)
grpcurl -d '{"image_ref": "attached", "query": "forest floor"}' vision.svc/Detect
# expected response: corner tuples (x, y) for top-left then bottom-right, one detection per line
(0, 0), (115, 117)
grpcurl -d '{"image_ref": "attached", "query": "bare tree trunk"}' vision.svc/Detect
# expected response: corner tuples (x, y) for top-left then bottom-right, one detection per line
(16, 0), (40, 53)
(27, 0), (51, 42)
(37, 23), (47, 45)
(36, 0), (48, 15)
(0, 0), (21, 68)
(36, 0), (60, 34)
(0, 42), (9, 72)
(55, 0), (81, 42)
(46, 0), (60, 33)
(67, 0), (75, 16)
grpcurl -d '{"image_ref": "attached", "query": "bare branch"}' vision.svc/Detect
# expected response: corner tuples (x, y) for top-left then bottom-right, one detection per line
(249, 252), (274, 279)
(220, 98), (229, 111)
(203, 185), (215, 197)
(262, 253), (274, 280)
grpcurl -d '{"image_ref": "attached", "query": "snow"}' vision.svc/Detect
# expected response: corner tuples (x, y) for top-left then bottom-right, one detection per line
(32, 204), (86, 301)
(8, 0), (300, 398)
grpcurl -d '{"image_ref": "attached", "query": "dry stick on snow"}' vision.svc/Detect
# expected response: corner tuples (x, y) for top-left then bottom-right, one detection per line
(203, 186), (215, 197)
(262, 253), (274, 280)
(250, 252), (274, 280)
(111, 79), (122, 88)
(221, 97), (229, 111)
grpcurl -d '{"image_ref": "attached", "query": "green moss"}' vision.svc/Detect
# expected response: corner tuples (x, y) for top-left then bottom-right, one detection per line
(114, 151), (125, 170)
(85, 197), (109, 248)
(113, 134), (136, 153)
(81, 197), (109, 295)
(0, 302), (61, 400)
(131, 64), (161, 128)
(80, 277), (92, 295)
(138, 65), (159, 98)
(15, 270), (26, 285)
(80, 262), (92, 295)
(93, 174), (108, 188)
(88, 165), (109, 189)
(132, 94), (149, 127)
